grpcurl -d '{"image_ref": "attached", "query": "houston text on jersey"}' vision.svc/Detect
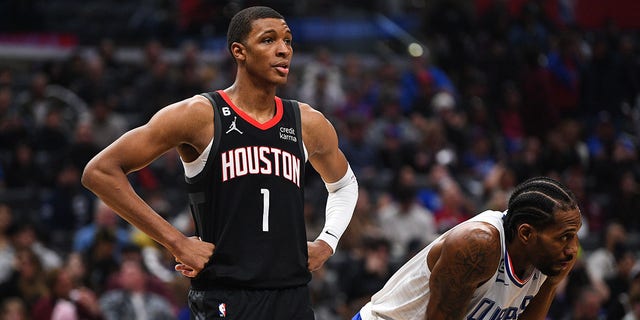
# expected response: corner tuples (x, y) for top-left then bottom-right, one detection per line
(221, 146), (301, 187)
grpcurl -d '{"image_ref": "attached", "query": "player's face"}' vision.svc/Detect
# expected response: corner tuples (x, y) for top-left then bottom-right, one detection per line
(531, 208), (582, 276)
(242, 18), (293, 86)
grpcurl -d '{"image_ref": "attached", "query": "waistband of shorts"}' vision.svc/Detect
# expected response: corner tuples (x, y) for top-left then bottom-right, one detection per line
(190, 279), (308, 292)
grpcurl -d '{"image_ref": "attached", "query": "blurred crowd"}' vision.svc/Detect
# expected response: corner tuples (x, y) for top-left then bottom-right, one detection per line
(1, 1), (640, 319)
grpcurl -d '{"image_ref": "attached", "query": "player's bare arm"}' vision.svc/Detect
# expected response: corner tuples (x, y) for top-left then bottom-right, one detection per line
(82, 95), (215, 277)
(426, 222), (501, 320)
(300, 103), (349, 182)
(299, 102), (354, 271)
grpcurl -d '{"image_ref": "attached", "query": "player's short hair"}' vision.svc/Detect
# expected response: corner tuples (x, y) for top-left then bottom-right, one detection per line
(227, 6), (285, 58)
(503, 176), (579, 242)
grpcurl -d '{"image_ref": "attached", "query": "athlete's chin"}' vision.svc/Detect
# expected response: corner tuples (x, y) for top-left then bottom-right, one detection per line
(539, 266), (563, 277)
(274, 76), (288, 85)
(266, 77), (288, 87)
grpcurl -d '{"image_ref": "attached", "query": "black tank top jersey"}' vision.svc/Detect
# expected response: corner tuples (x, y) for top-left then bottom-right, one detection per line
(187, 90), (310, 290)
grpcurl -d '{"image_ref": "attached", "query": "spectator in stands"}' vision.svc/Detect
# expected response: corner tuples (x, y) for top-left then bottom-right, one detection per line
(85, 99), (129, 150)
(32, 106), (71, 169)
(480, 163), (517, 211)
(496, 82), (526, 152)
(175, 41), (208, 100)
(604, 243), (636, 320)
(615, 35), (640, 110)
(509, 136), (545, 182)
(82, 228), (122, 296)
(460, 128), (497, 194)
(65, 252), (89, 289)
(338, 236), (395, 318)
(0, 85), (27, 156)
(66, 121), (101, 173)
(339, 115), (378, 182)
(70, 55), (117, 109)
(0, 247), (48, 310)
(432, 175), (474, 233)
(41, 163), (95, 250)
(0, 297), (27, 320)
(547, 31), (583, 119)
(14, 72), (52, 129)
(3, 142), (48, 189)
(99, 259), (175, 320)
(299, 47), (345, 116)
(540, 127), (582, 176)
(609, 170), (640, 232)
(377, 166), (438, 259)
(73, 200), (131, 256)
(587, 222), (628, 285)
(623, 266), (640, 320)
(580, 35), (623, 118)
(400, 54), (455, 115)
(0, 203), (13, 284)
(31, 268), (103, 320)
(7, 220), (62, 272)
(132, 44), (176, 126)
(624, 290), (640, 320)
(429, 91), (468, 154)
(307, 264), (342, 320)
(519, 47), (557, 139)
(104, 243), (177, 309)
(568, 286), (605, 320)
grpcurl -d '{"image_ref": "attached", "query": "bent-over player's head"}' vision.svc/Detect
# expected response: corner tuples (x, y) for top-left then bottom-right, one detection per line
(227, 6), (285, 59)
(504, 176), (581, 276)
(503, 176), (579, 243)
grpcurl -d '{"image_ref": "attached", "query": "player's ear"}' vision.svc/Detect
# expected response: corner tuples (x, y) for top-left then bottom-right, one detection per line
(231, 42), (246, 62)
(517, 223), (535, 244)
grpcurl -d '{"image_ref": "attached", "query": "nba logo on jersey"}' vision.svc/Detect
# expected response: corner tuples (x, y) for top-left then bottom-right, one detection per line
(218, 303), (227, 317)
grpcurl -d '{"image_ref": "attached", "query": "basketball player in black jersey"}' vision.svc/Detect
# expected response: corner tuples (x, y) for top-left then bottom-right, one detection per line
(82, 6), (358, 319)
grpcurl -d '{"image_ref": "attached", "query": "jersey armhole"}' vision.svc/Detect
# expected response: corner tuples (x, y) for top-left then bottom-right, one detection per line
(183, 92), (222, 182)
(182, 138), (213, 178)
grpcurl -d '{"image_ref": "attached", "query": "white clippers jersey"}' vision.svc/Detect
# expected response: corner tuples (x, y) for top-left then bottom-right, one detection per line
(359, 210), (547, 320)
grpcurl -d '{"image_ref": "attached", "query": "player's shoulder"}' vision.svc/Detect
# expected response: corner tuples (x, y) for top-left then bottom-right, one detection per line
(146, 95), (215, 138)
(160, 94), (213, 118)
(182, 94), (214, 110)
(446, 220), (501, 253)
(296, 101), (329, 128)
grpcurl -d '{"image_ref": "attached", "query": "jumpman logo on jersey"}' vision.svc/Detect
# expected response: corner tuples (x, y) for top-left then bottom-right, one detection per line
(226, 116), (243, 134)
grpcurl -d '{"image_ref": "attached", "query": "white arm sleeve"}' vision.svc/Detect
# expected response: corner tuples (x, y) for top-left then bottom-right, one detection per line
(315, 165), (358, 253)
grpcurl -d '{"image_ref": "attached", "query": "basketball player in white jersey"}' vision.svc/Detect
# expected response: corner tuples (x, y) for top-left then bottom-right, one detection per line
(354, 176), (581, 320)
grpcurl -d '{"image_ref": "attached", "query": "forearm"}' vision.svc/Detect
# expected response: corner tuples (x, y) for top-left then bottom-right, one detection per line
(315, 165), (358, 253)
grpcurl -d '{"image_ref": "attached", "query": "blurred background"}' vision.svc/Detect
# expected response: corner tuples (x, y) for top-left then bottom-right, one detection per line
(0, 0), (639, 319)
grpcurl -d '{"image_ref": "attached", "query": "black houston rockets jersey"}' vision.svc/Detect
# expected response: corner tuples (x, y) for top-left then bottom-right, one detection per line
(187, 90), (310, 290)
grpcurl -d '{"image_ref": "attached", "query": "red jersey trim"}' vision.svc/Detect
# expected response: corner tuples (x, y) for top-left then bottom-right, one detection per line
(505, 250), (532, 287)
(217, 90), (283, 130)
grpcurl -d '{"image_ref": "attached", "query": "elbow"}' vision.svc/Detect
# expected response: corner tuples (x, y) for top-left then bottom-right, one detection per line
(81, 160), (98, 191)
(81, 156), (128, 195)
(81, 158), (109, 192)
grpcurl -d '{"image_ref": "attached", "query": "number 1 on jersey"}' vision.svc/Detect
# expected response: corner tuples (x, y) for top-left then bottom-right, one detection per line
(261, 188), (270, 232)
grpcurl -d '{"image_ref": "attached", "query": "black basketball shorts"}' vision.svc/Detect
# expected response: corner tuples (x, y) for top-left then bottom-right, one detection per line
(188, 285), (315, 320)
